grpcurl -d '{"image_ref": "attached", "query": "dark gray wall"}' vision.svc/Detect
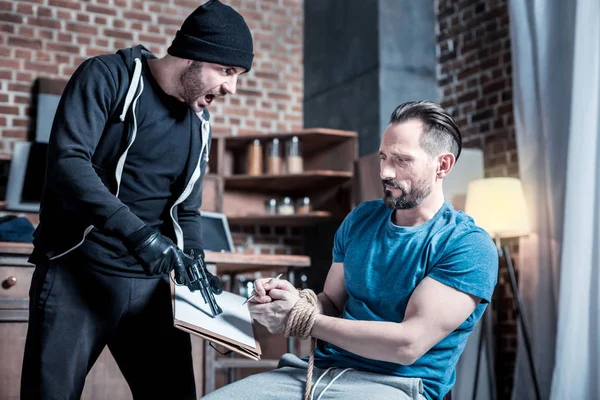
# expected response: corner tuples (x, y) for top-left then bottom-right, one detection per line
(303, 0), (380, 156)
(379, 0), (438, 135)
(304, 0), (438, 156)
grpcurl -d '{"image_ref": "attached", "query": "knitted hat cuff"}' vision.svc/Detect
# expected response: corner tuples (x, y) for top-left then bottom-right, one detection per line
(168, 31), (253, 72)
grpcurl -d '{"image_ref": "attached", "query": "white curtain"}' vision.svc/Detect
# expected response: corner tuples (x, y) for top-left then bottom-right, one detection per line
(509, 0), (600, 399)
(550, 0), (600, 397)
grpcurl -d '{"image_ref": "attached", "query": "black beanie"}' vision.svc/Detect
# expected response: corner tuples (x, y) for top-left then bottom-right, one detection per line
(167, 0), (254, 72)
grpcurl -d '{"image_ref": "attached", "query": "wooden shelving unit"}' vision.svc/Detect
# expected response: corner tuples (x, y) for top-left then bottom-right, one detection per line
(205, 129), (358, 225)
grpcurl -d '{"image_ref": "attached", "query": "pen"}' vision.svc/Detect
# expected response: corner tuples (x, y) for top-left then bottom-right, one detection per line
(242, 273), (283, 305)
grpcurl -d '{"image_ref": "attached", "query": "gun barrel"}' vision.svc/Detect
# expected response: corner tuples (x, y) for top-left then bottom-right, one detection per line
(206, 294), (223, 317)
(186, 258), (223, 317)
(199, 287), (210, 303)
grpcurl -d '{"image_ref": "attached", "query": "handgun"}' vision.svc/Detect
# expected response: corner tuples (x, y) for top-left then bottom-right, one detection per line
(182, 251), (223, 318)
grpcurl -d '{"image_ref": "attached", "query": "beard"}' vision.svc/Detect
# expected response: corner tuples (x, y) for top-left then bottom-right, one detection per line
(179, 62), (207, 110)
(382, 176), (432, 210)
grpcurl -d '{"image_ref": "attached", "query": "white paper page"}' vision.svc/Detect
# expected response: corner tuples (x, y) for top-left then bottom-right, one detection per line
(174, 286), (257, 349)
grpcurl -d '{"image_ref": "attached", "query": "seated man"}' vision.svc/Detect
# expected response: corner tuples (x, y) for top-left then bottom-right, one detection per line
(203, 101), (498, 400)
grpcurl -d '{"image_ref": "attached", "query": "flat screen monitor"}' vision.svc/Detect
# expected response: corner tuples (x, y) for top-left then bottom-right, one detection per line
(5, 141), (48, 212)
(200, 211), (234, 253)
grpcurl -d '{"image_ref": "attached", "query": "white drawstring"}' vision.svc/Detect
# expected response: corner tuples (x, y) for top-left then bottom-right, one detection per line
(310, 367), (353, 400)
(310, 367), (332, 400)
(201, 118), (210, 162)
(119, 58), (142, 121)
(196, 111), (210, 162)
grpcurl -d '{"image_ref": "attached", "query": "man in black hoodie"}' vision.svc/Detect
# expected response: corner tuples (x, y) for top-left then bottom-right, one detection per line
(20, 1), (253, 399)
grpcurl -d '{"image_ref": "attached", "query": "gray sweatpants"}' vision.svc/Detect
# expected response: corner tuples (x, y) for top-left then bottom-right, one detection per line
(202, 353), (427, 400)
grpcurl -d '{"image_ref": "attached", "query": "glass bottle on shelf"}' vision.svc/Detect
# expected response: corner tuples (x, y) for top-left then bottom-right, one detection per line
(247, 139), (262, 176)
(285, 136), (303, 174)
(277, 197), (295, 215)
(296, 197), (312, 214)
(265, 198), (278, 215)
(266, 138), (282, 175)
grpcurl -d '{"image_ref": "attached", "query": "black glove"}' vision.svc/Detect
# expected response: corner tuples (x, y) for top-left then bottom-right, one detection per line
(125, 226), (186, 281)
(187, 249), (223, 294)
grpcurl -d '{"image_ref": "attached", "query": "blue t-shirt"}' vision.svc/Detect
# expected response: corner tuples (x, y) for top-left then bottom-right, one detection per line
(313, 200), (498, 400)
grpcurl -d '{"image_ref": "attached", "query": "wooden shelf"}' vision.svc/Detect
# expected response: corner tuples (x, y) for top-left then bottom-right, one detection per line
(224, 170), (352, 194)
(227, 211), (333, 226)
(0, 242), (34, 255)
(204, 251), (310, 274)
(216, 128), (356, 156)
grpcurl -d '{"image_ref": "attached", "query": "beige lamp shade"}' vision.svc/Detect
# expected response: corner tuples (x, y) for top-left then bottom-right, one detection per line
(464, 177), (531, 239)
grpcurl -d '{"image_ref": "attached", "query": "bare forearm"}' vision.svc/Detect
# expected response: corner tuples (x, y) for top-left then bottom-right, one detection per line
(310, 314), (418, 365)
(317, 292), (342, 317)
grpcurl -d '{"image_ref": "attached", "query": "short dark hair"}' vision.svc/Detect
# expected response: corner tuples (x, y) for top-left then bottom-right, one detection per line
(389, 101), (462, 160)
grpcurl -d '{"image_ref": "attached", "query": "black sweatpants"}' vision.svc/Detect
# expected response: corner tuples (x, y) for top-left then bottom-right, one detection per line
(20, 257), (196, 400)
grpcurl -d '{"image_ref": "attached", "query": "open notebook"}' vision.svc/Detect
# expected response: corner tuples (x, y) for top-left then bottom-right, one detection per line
(172, 283), (262, 360)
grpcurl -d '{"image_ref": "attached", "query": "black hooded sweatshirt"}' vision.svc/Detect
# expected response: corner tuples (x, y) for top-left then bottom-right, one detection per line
(31, 45), (211, 276)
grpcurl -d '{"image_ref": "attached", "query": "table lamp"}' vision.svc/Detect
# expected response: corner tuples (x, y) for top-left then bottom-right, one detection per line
(464, 177), (541, 400)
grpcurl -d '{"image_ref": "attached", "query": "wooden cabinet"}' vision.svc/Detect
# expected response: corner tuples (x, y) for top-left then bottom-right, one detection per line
(0, 323), (28, 400)
(0, 248), (30, 400)
(204, 129), (358, 226)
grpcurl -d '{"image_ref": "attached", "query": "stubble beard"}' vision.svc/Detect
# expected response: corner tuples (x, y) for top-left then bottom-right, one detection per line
(383, 176), (432, 210)
(179, 62), (207, 111)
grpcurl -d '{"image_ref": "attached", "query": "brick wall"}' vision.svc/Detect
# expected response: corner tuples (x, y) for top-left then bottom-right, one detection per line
(436, 0), (518, 397)
(0, 0), (303, 151)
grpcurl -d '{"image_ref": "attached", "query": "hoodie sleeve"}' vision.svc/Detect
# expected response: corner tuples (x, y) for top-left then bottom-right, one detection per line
(44, 57), (145, 240)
